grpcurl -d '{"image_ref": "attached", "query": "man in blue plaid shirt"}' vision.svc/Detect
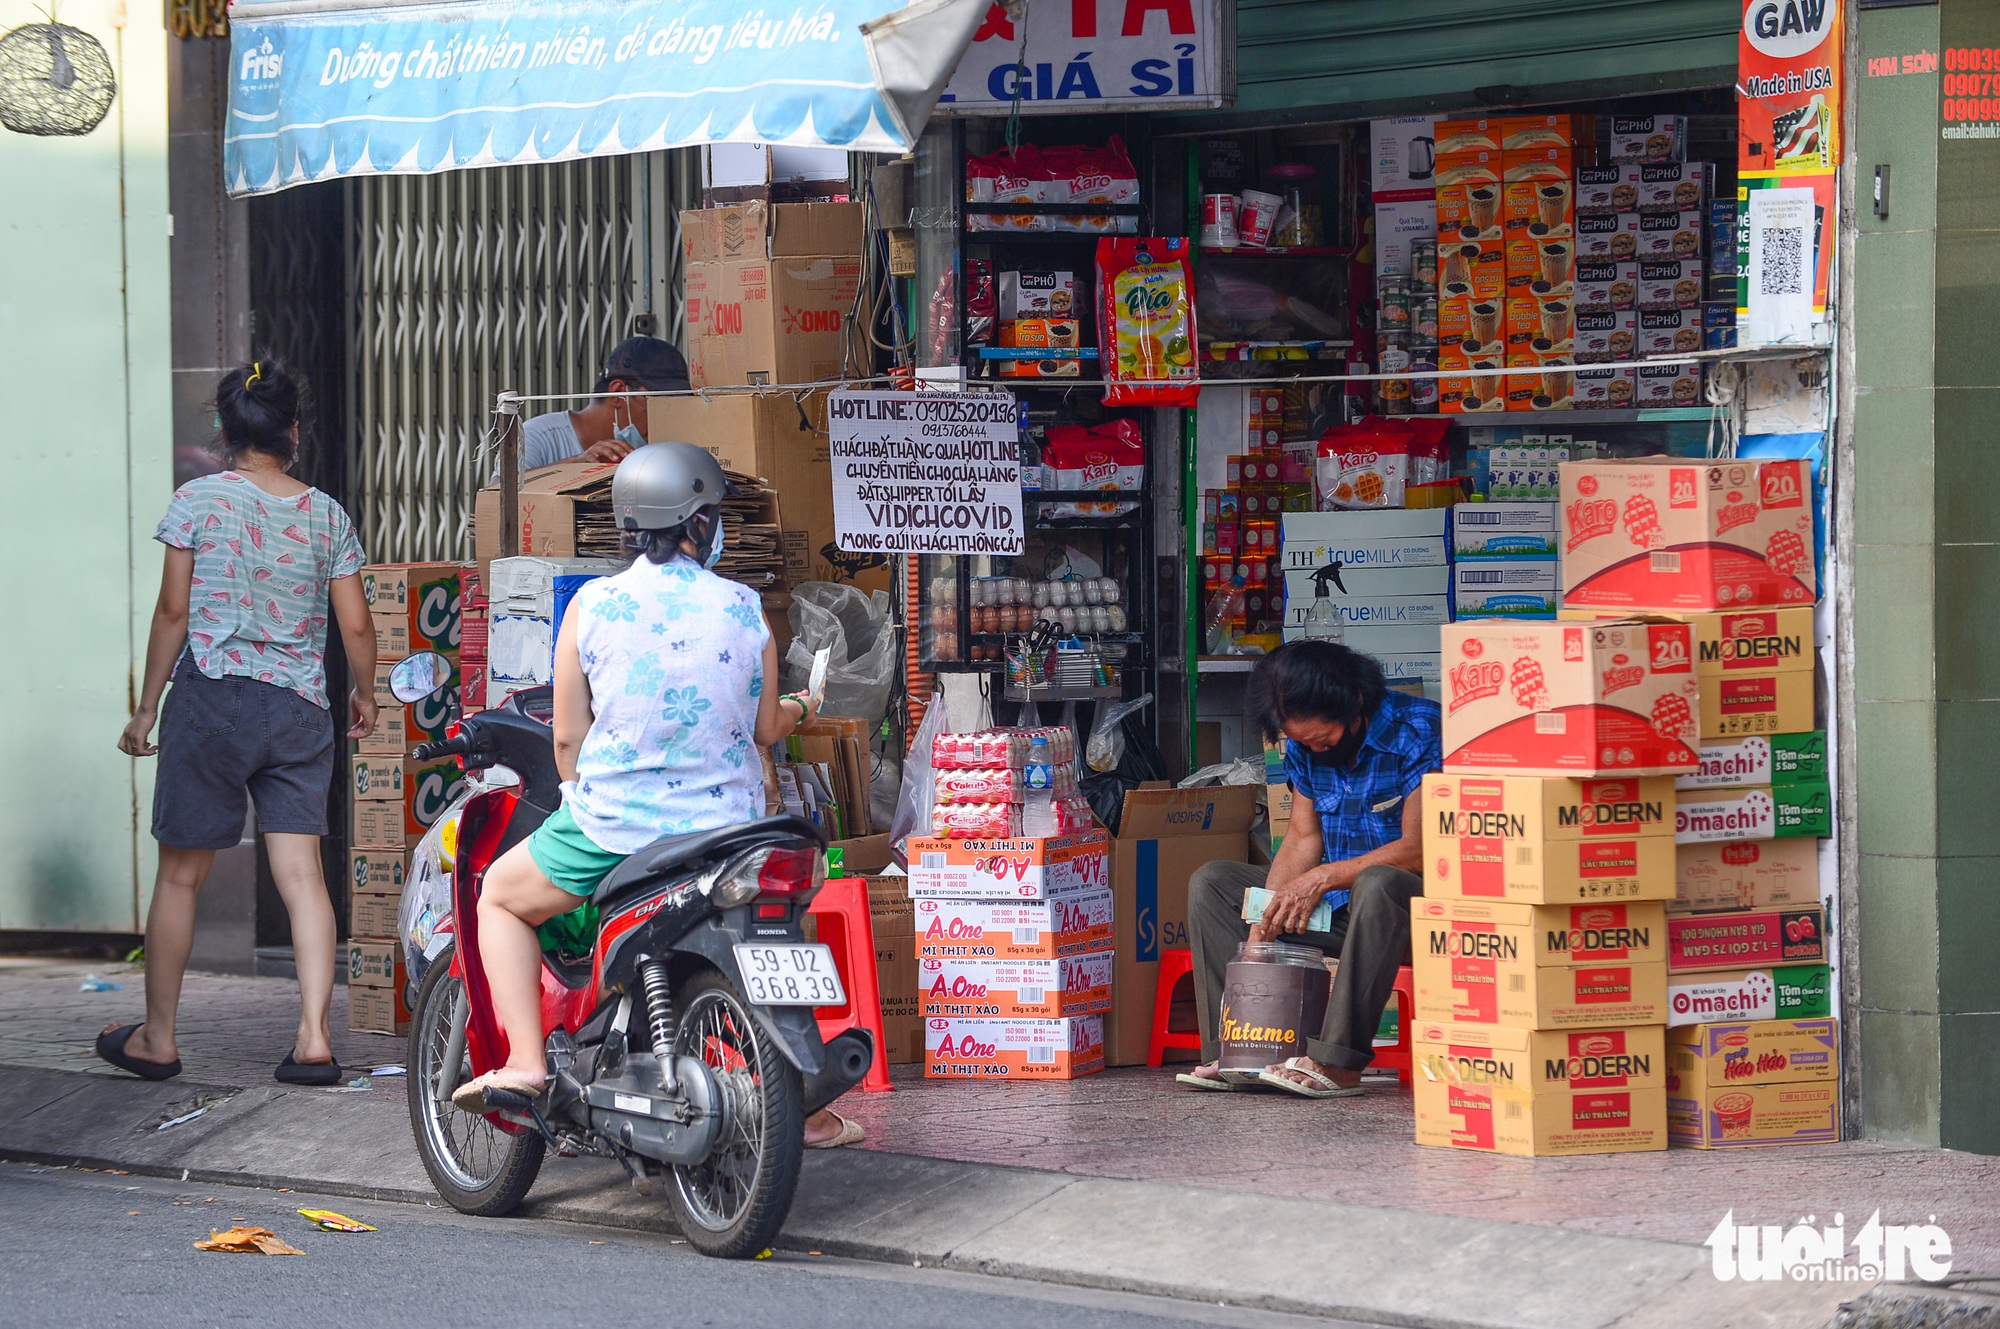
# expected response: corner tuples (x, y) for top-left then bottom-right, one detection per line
(1178, 640), (1439, 1098)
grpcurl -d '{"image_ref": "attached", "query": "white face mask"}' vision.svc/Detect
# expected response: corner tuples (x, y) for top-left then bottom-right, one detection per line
(703, 518), (726, 569)
(613, 421), (647, 451)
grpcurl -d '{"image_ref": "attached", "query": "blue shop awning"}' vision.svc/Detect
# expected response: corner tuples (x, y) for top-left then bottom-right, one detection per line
(224, 0), (988, 196)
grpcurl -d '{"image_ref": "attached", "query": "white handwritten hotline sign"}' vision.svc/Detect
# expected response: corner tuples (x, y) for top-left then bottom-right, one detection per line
(829, 391), (1024, 556)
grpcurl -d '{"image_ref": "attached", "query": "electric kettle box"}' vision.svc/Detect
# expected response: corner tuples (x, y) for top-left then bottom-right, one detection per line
(1371, 115), (1443, 197)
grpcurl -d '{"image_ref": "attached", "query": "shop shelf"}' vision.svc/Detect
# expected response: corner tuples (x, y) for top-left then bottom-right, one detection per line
(975, 347), (1099, 360)
(963, 202), (1144, 216)
(1199, 246), (1354, 258)
(1440, 406), (1718, 425)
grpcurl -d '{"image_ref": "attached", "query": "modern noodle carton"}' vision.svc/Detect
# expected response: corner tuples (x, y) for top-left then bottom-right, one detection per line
(1420, 773), (1677, 904)
(1560, 458), (1817, 612)
(1675, 782), (1831, 843)
(1667, 906), (1828, 974)
(1697, 671), (1815, 739)
(1675, 837), (1820, 913)
(1415, 1020), (1666, 1094)
(1667, 1018), (1839, 1148)
(918, 952), (1114, 1019)
(914, 888), (1114, 960)
(924, 1014), (1104, 1080)
(906, 830), (1110, 901)
(1411, 897), (1668, 967)
(1677, 730), (1828, 791)
(1415, 1072), (1667, 1156)
(1667, 964), (1831, 1026)
(1412, 901), (1668, 1028)
(1439, 619), (1700, 776)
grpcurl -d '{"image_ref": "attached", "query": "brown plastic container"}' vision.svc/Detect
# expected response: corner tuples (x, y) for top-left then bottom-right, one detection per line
(1218, 940), (1330, 1074)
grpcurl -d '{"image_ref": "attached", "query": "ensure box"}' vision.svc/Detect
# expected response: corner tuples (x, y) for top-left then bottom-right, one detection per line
(1634, 162), (1712, 213)
(1610, 115), (1686, 163)
(1452, 502), (1559, 558)
(1573, 260), (1637, 314)
(1634, 210), (1703, 261)
(1637, 308), (1703, 358)
(1454, 561), (1560, 617)
(918, 952), (1114, 1018)
(1636, 259), (1704, 312)
(1677, 731), (1829, 791)
(914, 888), (1114, 959)
(1667, 964), (1831, 1026)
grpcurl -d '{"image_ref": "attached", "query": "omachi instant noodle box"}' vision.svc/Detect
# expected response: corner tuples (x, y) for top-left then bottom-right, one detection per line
(1560, 458), (1817, 612)
(1439, 619), (1700, 777)
(1667, 964), (1830, 1026)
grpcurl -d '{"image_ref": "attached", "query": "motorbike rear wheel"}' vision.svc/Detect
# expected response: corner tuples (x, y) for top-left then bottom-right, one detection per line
(406, 945), (545, 1216)
(665, 970), (804, 1259)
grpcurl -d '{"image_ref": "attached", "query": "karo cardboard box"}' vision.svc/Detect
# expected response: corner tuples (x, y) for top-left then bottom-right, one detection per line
(1668, 1077), (1838, 1148)
(1439, 619), (1700, 776)
(1412, 913), (1668, 1027)
(1411, 897), (1668, 967)
(1414, 1020), (1666, 1094)
(1667, 906), (1827, 974)
(1678, 731), (1827, 791)
(1668, 964), (1830, 1026)
(914, 888), (1114, 960)
(647, 388), (886, 592)
(1675, 837), (1819, 913)
(1675, 783), (1831, 843)
(924, 1015), (1103, 1080)
(1560, 458), (1817, 612)
(906, 830), (1109, 901)
(1107, 785), (1259, 1066)
(1421, 773), (1677, 904)
(1415, 1074), (1667, 1156)
(919, 952), (1114, 1019)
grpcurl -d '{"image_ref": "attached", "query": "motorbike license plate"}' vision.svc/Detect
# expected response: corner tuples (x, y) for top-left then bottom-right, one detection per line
(732, 944), (847, 1007)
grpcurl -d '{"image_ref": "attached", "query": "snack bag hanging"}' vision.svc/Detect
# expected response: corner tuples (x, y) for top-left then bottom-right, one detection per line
(1097, 237), (1200, 408)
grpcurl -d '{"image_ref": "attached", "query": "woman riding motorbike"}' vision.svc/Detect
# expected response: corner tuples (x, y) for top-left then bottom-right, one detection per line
(453, 442), (825, 1116)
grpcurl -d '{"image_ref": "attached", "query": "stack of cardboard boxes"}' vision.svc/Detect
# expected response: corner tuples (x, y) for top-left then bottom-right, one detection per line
(458, 565), (487, 716)
(485, 555), (619, 707)
(349, 562), (467, 1036)
(1553, 456), (1837, 1147)
(1276, 508), (1448, 687)
(1412, 615), (1697, 1155)
(1450, 498), (1560, 621)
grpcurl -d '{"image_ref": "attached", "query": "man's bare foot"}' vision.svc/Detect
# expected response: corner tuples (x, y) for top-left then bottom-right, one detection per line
(102, 1021), (176, 1067)
(1174, 1060), (1237, 1090)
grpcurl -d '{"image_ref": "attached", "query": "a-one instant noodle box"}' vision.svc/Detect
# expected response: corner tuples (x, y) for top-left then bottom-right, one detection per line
(923, 1015), (1103, 1080)
(1422, 773), (1677, 903)
(914, 888), (1113, 960)
(1666, 1018), (1839, 1148)
(1560, 458), (1816, 612)
(1440, 619), (1700, 776)
(1412, 898), (1668, 1027)
(906, 830), (1109, 901)
(1415, 1064), (1667, 1155)
(1411, 897), (1668, 968)
(918, 952), (1114, 1019)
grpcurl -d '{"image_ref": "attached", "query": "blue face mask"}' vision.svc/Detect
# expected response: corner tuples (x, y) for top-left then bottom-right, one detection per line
(613, 421), (646, 451)
(703, 518), (726, 569)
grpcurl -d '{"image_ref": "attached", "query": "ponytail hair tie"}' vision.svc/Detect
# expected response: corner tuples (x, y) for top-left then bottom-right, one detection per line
(247, 362), (263, 385)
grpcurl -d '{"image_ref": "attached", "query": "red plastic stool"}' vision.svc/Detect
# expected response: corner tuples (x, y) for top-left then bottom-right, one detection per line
(806, 878), (894, 1093)
(1370, 965), (1416, 1086)
(1147, 947), (1203, 1067)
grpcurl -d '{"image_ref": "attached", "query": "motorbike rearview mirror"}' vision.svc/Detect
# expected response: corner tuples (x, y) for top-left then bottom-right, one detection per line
(389, 651), (453, 704)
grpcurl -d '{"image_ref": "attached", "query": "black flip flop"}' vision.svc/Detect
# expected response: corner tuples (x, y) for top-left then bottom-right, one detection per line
(275, 1053), (343, 1086)
(95, 1024), (182, 1081)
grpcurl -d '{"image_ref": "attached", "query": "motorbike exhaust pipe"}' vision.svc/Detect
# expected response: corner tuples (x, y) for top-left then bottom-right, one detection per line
(802, 1029), (875, 1116)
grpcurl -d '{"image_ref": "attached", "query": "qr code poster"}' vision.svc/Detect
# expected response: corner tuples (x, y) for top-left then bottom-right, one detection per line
(1738, 171), (1833, 342)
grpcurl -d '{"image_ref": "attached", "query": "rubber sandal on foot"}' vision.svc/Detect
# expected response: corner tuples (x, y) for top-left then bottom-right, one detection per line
(95, 1025), (182, 1082)
(451, 1070), (544, 1114)
(1256, 1056), (1364, 1099)
(275, 1053), (343, 1087)
(805, 1111), (865, 1149)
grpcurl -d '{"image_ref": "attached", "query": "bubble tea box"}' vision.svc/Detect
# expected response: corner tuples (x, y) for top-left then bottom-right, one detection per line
(1560, 458), (1817, 613)
(1439, 619), (1701, 776)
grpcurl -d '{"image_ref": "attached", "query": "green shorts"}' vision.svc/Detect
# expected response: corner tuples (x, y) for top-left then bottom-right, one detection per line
(526, 803), (624, 955)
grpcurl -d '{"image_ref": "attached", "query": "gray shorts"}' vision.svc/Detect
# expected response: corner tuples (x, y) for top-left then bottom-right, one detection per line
(152, 658), (335, 849)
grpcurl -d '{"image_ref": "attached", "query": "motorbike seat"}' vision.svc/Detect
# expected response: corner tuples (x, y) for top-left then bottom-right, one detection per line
(592, 814), (826, 909)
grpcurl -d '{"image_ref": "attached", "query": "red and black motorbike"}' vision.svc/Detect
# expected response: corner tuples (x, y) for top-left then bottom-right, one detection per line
(387, 653), (872, 1258)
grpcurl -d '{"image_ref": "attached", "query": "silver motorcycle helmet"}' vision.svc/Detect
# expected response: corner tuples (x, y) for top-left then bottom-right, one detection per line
(611, 440), (726, 564)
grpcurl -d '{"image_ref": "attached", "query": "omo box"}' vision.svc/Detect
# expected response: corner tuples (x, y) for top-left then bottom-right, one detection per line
(1439, 619), (1700, 776)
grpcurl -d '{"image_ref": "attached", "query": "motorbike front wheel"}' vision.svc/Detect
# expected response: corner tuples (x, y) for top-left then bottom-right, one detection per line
(406, 945), (545, 1216)
(666, 970), (804, 1259)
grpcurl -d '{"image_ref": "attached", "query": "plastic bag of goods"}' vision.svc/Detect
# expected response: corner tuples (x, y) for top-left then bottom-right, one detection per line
(966, 145), (1049, 233)
(1096, 237), (1200, 408)
(783, 582), (896, 724)
(1039, 419), (1145, 518)
(1314, 416), (1451, 511)
(1044, 138), (1140, 234)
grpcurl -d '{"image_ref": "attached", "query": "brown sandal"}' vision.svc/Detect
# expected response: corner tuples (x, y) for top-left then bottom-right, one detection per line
(450, 1069), (545, 1113)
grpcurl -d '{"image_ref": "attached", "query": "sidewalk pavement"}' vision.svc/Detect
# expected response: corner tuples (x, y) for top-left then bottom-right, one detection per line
(3, 956), (1989, 1329)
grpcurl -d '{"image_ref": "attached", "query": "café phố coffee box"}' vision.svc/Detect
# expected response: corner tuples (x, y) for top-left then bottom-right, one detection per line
(923, 1015), (1103, 1080)
(1560, 458), (1816, 612)
(918, 952), (1113, 1019)
(1412, 899), (1668, 1028)
(1667, 906), (1828, 974)
(1411, 897), (1668, 967)
(1439, 620), (1700, 777)
(914, 889), (1113, 960)
(1414, 1057), (1667, 1156)
(906, 831), (1109, 900)
(1674, 837), (1820, 913)
(1421, 773), (1677, 903)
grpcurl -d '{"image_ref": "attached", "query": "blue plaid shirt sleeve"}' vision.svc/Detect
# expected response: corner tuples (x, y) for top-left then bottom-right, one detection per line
(1280, 691), (1442, 914)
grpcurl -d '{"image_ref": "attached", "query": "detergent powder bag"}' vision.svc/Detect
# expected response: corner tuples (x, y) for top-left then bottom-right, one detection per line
(1097, 237), (1199, 408)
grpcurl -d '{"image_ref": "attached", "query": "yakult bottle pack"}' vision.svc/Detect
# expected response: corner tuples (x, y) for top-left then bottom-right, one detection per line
(1440, 619), (1701, 776)
(1559, 458), (1816, 612)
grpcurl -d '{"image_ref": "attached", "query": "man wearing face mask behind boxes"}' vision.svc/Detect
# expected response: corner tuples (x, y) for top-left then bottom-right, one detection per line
(504, 337), (692, 476)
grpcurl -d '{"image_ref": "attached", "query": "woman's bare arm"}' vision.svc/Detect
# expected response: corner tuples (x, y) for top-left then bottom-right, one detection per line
(552, 610), (594, 784)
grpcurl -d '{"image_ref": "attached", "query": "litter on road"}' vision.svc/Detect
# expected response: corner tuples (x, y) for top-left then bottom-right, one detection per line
(195, 1225), (305, 1255)
(298, 1208), (374, 1233)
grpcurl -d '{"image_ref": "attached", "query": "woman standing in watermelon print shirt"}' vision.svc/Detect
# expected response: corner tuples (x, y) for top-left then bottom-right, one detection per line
(101, 363), (378, 1087)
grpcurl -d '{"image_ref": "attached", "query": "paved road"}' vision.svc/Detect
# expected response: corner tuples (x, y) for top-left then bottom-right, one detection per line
(0, 1162), (1365, 1329)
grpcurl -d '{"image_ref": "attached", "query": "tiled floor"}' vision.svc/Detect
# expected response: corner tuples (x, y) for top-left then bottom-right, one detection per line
(9, 956), (1996, 1265)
